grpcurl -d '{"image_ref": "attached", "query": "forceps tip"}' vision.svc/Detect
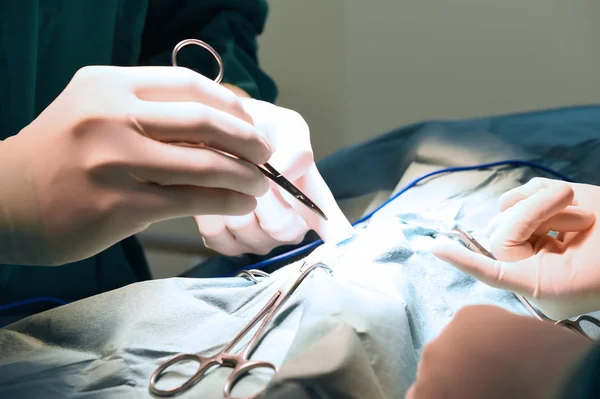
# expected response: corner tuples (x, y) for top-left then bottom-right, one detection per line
(299, 200), (328, 221)
(313, 206), (328, 221)
(258, 164), (329, 221)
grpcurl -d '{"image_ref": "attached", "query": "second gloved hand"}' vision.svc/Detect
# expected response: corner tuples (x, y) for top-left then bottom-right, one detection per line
(195, 99), (354, 256)
(432, 178), (599, 319)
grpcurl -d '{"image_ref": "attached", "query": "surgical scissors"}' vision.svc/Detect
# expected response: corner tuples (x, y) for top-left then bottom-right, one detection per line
(171, 38), (328, 221)
(436, 227), (600, 340)
(149, 262), (333, 398)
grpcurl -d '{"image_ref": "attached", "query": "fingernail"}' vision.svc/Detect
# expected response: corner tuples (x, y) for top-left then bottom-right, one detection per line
(258, 175), (270, 197)
(244, 110), (255, 126)
(261, 137), (273, 158)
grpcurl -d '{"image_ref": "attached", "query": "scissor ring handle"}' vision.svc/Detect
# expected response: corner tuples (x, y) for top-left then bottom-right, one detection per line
(224, 360), (277, 399)
(149, 353), (214, 397)
(171, 38), (225, 84)
(558, 314), (600, 340)
(573, 314), (600, 328)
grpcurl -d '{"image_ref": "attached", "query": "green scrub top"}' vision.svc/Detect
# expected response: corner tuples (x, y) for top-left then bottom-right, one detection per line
(0, 0), (277, 315)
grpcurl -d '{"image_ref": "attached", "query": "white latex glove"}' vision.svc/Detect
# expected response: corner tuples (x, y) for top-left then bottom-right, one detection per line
(195, 99), (354, 256)
(0, 66), (272, 266)
(431, 178), (599, 320)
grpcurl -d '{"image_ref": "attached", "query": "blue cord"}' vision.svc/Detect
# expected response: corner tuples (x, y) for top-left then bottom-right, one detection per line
(226, 159), (573, 276)
(0, 159), (573, 316)
(0, 296), (67, 313)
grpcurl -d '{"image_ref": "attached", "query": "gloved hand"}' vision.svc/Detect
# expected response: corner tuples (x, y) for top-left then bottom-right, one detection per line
(0, 66), (272, 266)
(195, 99), (354, 256)
(406, 305), (592, 399)
(432, 177), (599, 319)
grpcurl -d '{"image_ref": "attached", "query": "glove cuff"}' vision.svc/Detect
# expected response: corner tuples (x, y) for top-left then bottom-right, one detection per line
(0, 136), (49, 265)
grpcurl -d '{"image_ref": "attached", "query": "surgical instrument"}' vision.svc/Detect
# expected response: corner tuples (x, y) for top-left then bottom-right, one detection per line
(436, 227), (600, 340)
(171, 38), (328, 221)
(149, 261), (333, 398)
(226, 160), (573, 277)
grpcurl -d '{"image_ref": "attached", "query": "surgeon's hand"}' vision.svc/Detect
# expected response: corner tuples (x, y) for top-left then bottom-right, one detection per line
(0, 66), (272, 266)
(406, 305), (592, 399)
(432, 178), (599, 319)
(195, 99), (354, 256)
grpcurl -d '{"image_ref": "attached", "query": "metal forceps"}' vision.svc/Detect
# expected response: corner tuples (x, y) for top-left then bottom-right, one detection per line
(149, 262), (333, 398)
(436, 227), (600, 340)
(171, 38), (328, 221)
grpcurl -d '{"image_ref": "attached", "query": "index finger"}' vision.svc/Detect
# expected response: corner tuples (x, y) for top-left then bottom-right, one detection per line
(133, 100), (272, 165)
(242, 99), (313, 180)
(431, 239), (538, 297)
(493, 179), (574, 245)
(498, 178), (572, 211)
(124, 66), (253, 124)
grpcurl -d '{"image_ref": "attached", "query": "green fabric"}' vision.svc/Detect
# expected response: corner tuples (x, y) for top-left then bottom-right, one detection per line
(0, 0), (277, 310)
(558, 342), (600, 399)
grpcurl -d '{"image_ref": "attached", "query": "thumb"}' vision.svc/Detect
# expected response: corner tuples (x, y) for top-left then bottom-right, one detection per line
(283, 164), (354, 244)
(431, 238), (538, 297)
(241, 98), (314, 180)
